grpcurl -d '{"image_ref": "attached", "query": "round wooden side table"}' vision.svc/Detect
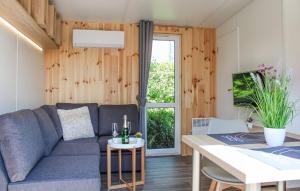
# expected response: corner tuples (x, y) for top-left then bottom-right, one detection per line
(107, 138), (145, 191)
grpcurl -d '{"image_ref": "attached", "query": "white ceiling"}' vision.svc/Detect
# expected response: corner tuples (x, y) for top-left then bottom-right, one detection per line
(52, 0), (253, 27)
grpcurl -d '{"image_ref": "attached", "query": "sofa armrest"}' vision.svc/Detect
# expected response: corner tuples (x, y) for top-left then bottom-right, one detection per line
(0, 155), (8, 191)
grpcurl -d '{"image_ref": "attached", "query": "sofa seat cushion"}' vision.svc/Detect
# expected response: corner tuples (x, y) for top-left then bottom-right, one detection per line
(33, 108), (60, 156)
(57, 103), (99, 135)
(99, 104), (139, 136)
(51, 142), (100, 156)
(64, 137), (98, 143)
(41, 105), (63, 138)
(8, 156), (101, 191)
(0, 110), (45, 182)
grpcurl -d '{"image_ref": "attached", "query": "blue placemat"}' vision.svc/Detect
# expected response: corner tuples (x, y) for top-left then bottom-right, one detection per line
(208, 132), (300, 145)
(254, 146), (300, 160)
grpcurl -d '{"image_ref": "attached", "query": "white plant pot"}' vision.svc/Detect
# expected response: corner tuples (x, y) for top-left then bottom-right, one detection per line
(264, 127), (286, 147)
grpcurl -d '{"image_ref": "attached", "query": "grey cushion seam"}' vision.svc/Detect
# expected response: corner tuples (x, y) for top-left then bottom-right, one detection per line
(11, 177), (100, 185)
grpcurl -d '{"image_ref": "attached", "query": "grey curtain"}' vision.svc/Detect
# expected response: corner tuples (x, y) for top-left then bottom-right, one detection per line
(137, 20), (154, 138)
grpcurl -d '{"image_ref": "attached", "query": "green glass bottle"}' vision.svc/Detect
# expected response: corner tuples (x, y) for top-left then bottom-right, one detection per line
(121, 115), (129, 144)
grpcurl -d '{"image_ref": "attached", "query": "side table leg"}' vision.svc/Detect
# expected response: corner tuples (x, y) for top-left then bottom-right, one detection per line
(107, 144), (111, 190)
(141, 146), (145, 184)
(118, 149), (122, 180)
(132, 148), (136, 191)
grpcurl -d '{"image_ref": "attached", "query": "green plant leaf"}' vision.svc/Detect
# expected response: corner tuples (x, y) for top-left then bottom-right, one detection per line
(247, 72), (295, 129)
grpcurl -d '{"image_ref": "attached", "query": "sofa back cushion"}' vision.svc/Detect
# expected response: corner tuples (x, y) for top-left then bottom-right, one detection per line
(56, 103), (99, 135)
(0, 110), (45, 182)
(41, 105), (63, 138)
(99, 104), (139, 136)
(33, 108), (60, 156)
(0, 155), (8, 191)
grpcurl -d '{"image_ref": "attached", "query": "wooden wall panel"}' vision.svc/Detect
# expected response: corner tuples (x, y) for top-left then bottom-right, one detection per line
(45, 21), (139, 105)
(18, 0), (31, 14)
(45, 21), (216, 156)
(1, 0), (57, 49)
(54, 15), (61, 45)
(31, 0), (48, 29)
(46, 4), (55, 38)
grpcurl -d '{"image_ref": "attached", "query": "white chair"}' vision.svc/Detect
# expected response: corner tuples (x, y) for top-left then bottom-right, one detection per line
(203, 118), (249, 191)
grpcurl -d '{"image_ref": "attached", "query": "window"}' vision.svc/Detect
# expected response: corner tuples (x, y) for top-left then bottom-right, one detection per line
(146, 35), (180, 156)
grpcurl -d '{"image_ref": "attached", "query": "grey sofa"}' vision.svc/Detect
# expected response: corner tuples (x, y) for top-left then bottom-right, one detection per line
(0, 103), (140, 191)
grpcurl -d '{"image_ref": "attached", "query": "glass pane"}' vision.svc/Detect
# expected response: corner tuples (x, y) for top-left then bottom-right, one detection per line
(147, 40), (175, 103)
(147, 108), (175, 149)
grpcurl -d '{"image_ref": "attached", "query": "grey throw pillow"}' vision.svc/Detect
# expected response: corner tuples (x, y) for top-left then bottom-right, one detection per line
(57, 107), (95, 141)
(0, 110), (45, 182)
(33, 108), (60, 156)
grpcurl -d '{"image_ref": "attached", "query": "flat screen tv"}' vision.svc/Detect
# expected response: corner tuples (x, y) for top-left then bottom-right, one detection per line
(232, 71), (263, 106)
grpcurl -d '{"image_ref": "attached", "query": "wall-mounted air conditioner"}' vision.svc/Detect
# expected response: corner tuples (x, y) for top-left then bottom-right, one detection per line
(73, 29), (124, 48)
(192, 118), (211, 135)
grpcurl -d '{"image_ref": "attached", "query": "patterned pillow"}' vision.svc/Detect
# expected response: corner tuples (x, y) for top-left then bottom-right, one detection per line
(57, 107), (95, 141)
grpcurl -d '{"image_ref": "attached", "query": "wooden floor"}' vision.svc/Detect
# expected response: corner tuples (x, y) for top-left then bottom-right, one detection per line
(101, 156), (194, 191)
(101, 156), (298, 191)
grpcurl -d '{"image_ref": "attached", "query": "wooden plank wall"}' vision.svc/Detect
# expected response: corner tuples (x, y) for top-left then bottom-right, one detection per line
(45, 21), (216, 156)
(45, 21), (139, 104)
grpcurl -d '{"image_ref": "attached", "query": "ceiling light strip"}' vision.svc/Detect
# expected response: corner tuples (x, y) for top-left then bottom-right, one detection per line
(0, 17), (43, 52)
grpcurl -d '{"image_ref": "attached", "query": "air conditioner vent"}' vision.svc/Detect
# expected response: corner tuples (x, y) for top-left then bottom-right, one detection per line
(73, 29), (124, 48)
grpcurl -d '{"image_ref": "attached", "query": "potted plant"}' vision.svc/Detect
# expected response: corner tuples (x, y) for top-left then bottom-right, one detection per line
(135, 132), (143, 143)
(249, 65), (296, 147)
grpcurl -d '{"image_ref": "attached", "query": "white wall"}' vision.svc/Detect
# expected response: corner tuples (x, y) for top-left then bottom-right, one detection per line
(0, 21), (17, 114)
(0, 20), (44, 115)
(216, 0), (300, 187)
(217, 0), (300, 133)
(216, 1), (300, 187)
(216, 0), (284, 121)
(279, 3), (300, 187)
(283, 0), (300, 135)
(216, 29), (239, 119)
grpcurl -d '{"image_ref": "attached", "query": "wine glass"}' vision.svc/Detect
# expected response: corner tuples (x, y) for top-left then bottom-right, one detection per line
(127, 121), (133, 143)
(112, 123), (118, 142)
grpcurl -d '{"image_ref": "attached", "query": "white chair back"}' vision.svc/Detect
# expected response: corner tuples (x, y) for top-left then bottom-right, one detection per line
(208, 118), (249, 134)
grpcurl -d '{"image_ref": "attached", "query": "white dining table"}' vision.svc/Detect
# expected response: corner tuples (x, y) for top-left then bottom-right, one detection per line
(182, 132), (300, 191)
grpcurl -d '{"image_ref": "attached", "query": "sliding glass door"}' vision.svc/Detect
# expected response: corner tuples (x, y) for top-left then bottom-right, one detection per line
(146, 35), (180, 156)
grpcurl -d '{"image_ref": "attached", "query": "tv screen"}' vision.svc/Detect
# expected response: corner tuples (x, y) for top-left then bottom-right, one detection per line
(232, 71), (262, 106)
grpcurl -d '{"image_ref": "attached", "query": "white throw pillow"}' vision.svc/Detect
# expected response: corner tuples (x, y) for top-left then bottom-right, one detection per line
(57, 106), (95, 141)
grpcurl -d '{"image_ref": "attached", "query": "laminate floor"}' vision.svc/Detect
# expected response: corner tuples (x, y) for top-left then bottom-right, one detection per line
(100, 156), (298, 191)
(101, 155), (207, 191)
